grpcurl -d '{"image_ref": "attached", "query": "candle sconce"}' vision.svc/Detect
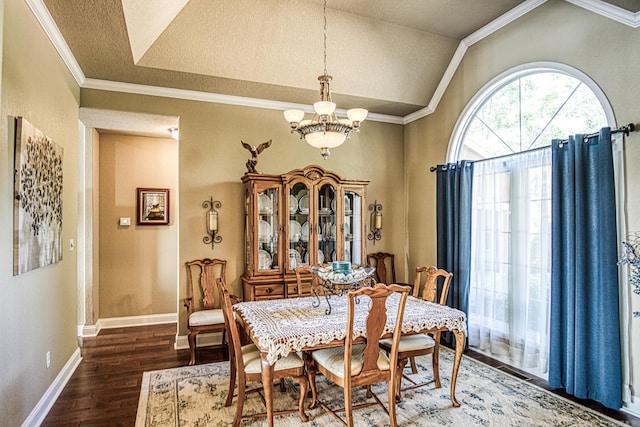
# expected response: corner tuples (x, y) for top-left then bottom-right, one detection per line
(367, 200), (382, 245)
(203, 196), (222, 249)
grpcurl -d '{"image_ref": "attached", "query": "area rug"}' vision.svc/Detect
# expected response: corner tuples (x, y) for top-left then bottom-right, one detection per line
(136, 350), (627, 426)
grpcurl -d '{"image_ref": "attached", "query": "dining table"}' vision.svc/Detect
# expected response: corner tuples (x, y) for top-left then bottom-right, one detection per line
(233, 292), (466, 426)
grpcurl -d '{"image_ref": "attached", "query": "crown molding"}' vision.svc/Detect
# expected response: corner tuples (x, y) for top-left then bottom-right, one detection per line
(82, 78), (404, 125)
(564, 0), (640, 27)
(28, 0), (639, 126)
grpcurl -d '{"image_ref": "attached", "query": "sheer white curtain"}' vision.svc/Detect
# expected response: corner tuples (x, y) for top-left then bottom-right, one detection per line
(468, 147), (552, 376)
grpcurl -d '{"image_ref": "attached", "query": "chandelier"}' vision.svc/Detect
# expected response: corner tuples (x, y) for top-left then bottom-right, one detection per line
(284, 0), (368, 160)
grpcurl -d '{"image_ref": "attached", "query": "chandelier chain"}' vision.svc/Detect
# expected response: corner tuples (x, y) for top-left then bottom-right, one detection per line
(323, 0), (328, 76)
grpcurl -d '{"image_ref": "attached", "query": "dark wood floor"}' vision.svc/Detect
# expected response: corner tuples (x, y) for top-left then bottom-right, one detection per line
(42, 323), (640, 426)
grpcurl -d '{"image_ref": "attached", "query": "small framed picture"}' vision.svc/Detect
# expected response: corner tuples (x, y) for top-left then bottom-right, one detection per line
(137, 188), (170, 225)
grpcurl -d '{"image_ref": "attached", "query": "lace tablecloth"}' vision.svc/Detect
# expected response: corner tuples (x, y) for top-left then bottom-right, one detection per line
(234, 293), (466, 365)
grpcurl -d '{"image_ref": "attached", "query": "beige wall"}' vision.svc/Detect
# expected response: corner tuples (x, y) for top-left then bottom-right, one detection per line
(0, 0), (80, 424)
(98, 134), (179, 317)
(80, 90), (405, 335)
(405, 0), (640, 408)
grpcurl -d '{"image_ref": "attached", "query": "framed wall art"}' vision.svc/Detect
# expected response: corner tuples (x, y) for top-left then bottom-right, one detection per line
(137, 188), (170, 225)
(13, 117), (64, 275)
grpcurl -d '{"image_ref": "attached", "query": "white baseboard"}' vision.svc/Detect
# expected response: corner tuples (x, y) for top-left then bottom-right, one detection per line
(174, 331), (224, 350)
(21, 347), (82, 427)
(78, 313), (177, 337)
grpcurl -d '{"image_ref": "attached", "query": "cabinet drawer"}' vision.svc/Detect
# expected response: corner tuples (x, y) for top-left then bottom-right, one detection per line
(254, 284), (284, 299)
(287, 282), (312, 297)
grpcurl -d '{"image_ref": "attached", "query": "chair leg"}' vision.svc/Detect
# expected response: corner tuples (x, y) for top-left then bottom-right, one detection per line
(225, 357), (237, 407)
(396, 357), (409, 403)
(233, 382), (245, 427)
(409, 355), (418, 374)
(188, 331), (198, 365)
(307, 358), (319, 409)
(388, 374), (398, 427)
(344, 386), (354, 427)
(292, 374), (309, 422)
(432, 344), (441, 388)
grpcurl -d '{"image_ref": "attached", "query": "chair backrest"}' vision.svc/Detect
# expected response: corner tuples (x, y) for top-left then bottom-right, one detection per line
(216, 278), (245, 379)
(344, 283), (410, 382)
(292, 265), (318, 297)
(185, 258), (226, 310)
(366, 252), (397, 284)
(412, 266), (452, 305)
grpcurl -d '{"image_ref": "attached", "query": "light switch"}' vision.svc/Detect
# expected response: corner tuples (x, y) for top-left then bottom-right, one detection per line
(69, 238), (75, 251)
(119, 217), (131, 226)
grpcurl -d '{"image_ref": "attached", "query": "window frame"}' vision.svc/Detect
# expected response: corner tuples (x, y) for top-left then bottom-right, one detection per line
(446, 62), (616, 163)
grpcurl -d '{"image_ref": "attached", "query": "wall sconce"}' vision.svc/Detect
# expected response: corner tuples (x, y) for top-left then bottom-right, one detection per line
(367, 200), (382, 244)
(203, 196), (222, 249)
(168, 127), (179, 140)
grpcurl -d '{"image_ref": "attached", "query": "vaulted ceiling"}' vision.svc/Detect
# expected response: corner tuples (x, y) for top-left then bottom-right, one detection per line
(39, 0), (640, 123)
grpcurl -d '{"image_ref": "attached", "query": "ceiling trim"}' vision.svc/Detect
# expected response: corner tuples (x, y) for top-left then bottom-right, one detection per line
(564, 0), (640, 27)
(82, 78), (404, 125)
(29, 0), (639, 126)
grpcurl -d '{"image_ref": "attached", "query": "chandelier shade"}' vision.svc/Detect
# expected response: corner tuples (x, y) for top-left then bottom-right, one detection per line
(284, 0), (367, 159)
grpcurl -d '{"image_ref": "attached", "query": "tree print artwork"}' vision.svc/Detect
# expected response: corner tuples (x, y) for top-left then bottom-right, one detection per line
(13, 117), (63, 275)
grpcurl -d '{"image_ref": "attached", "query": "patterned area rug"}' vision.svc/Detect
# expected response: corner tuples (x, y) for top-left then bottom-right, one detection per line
(136, 350), (626, 426)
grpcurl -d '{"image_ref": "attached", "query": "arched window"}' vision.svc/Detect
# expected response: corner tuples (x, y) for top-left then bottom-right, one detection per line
(449, 63), (612, 376)
(449, 62), (612, 162)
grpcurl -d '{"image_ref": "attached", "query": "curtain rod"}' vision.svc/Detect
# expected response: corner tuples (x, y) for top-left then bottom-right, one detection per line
(429, 123), (636, 172)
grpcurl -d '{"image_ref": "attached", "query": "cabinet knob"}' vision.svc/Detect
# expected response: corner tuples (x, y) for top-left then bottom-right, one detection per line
(266, 287), (273, 294)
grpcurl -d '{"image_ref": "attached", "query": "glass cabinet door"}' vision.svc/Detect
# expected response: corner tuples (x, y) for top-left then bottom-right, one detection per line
(343, 189), (363, 265)
(256, 186), (279, 272)
(287, 182), (309, 269)
(317, 183), (336, 265)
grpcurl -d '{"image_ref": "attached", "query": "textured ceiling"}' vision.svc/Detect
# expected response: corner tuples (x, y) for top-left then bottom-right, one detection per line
(42, 0), (638, 120)
(43, 0), (528, 117)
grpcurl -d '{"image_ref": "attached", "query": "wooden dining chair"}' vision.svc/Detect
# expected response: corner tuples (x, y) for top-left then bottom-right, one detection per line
(379, 266), (453, 402)
(366, 252), (397, 284)
(182, 258), (227, 365)
(216, 278), (308, 427)
(367, 252), (414, 292)
(291, 265), (318, 297)
(307, 283), (410, 427)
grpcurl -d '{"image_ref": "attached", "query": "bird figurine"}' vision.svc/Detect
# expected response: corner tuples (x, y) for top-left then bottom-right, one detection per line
(241, 139), (272, 173)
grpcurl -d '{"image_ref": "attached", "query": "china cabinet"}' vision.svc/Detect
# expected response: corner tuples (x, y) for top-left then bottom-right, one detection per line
(241, 165), (369, 301)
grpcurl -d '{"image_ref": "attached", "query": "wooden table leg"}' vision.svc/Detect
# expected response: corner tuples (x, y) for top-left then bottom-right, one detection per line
(450, 329), (465, 407)
(260, 354), (275, 426)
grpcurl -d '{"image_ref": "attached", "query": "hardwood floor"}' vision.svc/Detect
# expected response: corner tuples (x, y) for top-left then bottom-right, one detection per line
(42, 323), (639, 426)
(41, 323), (226, 426)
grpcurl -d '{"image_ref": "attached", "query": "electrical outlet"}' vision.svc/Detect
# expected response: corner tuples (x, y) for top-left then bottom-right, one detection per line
(46, 351), (51, 369)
